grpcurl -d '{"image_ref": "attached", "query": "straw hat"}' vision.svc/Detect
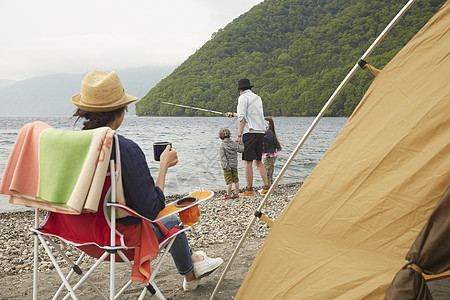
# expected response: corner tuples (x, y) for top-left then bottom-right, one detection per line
(71, 70), (138, 112)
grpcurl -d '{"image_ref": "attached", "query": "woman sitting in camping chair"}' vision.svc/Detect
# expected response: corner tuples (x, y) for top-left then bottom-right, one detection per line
(71, 70), (223, 291)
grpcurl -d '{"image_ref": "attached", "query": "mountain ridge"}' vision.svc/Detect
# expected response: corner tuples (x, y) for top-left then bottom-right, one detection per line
(0, 66), (175, 116)
(0, 80), (17, 90)
(136, 0), (444, 117)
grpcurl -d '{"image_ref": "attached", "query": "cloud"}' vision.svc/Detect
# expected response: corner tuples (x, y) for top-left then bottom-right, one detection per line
(0, 0), (262, 80)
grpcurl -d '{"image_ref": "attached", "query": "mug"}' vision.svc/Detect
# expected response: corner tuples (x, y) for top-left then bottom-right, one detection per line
(153, 142), (172, 161)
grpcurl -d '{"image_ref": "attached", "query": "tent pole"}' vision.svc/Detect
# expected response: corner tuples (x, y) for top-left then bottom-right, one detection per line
(210, 0), (417, 298)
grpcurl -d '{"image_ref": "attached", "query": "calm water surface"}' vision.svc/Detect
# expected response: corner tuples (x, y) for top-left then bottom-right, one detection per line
(0, 116), (347, 212)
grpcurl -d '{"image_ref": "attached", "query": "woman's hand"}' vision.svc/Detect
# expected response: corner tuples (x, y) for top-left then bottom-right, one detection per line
(156, 145), (178, 191)
(225, 112), (235, 118)
(160, 145), (178, 168)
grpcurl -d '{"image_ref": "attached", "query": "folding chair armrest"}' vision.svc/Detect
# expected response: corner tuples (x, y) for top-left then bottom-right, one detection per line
(107, 190), (214, 225)
(154, 190), (214, 222)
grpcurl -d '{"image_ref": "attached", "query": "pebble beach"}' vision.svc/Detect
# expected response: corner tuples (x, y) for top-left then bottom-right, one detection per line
(0, 182), (448, 299)
(0, 183), (300, 299)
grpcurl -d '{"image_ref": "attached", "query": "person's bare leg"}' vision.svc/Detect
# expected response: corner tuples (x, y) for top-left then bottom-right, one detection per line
(185, 271), (196, 281)
(185, 252), (205, 281)
(255, 160), (269, 187)
(226, 183), (232, 195)
(245, 161), (253, 188)
(191, 252), (204, 263)
(234, 182), (239, 194)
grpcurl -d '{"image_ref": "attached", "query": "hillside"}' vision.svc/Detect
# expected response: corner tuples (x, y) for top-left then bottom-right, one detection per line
(136, 0), (444, 117)
(0, 66), (175, 116)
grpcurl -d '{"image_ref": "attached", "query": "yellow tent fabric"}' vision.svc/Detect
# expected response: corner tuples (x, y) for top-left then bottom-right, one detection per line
(236, 2), (450, 299)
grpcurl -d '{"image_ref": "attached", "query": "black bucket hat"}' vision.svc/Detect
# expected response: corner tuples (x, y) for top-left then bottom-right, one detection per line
(238, 78), (254, 90)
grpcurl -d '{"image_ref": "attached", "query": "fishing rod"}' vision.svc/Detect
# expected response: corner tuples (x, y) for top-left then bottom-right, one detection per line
(161, 101), (225, 115)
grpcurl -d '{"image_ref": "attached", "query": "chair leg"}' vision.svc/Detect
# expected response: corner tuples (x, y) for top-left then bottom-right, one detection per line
(138, 281), (165, 300)
(137, 237), (177, 300)
(41, 237), (108, 300)
(150, 284), (165, 300)
(110, 251), (116, 300)
(151, 237), (176, 282)
(37, 235), (79, 300)
(114, 251), (134, 300)
(61, 251), (110, 300)
(109, 164), (117, 300)
(38, 225), (180, 300)
(32, 208), (40, 300)
(33, 231), (39, 300)
(54, 252), (86, 299)
(113, 279), (134, 300)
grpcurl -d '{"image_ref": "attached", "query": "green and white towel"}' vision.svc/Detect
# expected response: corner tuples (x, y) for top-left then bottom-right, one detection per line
(37, 127), (115, 213)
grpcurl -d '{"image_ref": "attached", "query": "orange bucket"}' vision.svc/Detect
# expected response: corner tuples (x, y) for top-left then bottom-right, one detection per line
(175, 197), (199, 226)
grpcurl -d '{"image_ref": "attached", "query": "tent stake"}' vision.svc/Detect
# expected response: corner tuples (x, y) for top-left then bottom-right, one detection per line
(210, 0), (417, 298)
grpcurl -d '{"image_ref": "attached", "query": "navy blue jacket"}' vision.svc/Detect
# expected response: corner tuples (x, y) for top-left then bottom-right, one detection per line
(116, 135), (165, 225)
(263, 129), (276, 154)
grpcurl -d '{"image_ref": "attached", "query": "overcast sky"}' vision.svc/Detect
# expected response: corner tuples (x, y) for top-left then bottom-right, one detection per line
(0, 0), (262, 81)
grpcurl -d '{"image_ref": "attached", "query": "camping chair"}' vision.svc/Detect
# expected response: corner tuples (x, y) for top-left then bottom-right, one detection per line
(0, 122), (213, 300)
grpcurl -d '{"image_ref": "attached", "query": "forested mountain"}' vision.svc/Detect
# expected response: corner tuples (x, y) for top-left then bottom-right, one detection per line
(136, 0), (444, 117)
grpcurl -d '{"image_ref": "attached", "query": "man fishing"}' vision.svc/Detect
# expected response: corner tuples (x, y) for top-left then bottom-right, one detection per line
(225, 78), (270, 196)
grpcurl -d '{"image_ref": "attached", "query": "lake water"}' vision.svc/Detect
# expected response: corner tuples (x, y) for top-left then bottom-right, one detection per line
(0, 116), (347, 213)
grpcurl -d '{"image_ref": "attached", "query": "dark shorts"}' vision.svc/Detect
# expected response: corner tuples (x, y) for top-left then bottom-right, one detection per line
(242, 133), (264, 162)
(223, 168), (239, 184)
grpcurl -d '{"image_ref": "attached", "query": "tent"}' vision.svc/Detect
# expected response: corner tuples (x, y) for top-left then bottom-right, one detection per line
(235, 1), (450, 299)
(385, 185), (450, 299)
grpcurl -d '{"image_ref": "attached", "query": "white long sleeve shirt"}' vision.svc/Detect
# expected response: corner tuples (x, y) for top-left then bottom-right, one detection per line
(236, 89), (268, 134)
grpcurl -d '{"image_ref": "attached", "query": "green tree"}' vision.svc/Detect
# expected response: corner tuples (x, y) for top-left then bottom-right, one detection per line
(136, 0), (444, 117)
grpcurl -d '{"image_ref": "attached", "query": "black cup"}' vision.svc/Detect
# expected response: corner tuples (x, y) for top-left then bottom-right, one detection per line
(153, 142), (172, 161)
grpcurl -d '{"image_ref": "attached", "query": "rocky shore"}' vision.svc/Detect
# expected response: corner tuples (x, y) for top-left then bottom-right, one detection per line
(0, 182), (301, 299)
(0, 181), (448, 299)
(0, 182), (300, 276)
